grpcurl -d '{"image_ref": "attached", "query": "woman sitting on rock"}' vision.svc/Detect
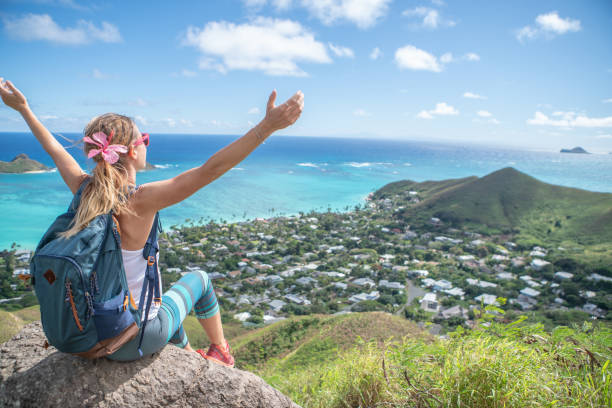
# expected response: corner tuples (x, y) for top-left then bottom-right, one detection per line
(0, 77), (304, 366)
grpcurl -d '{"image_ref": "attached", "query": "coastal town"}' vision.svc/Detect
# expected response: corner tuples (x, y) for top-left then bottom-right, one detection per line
(1, 188), (610, 335)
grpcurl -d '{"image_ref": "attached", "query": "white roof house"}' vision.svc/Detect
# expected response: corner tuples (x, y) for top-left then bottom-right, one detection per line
(474, 294), (498, 306)
(520, 287), (541, 297)
(268, 299), (287, 311)
(352, 278), (376, 287)
(420, 293), (439, 313)
(554, 271), (574, 280)
(466, 278), (497, 289)
(234, 312), (251, 322)
(349, 291), (380, 303)
(379, 280), (404, 290)
(530, 259), (551, 270)
(444, 287), (465, 297)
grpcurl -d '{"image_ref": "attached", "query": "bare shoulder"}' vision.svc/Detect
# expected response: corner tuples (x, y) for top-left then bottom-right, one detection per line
(129, 183), (159, 216)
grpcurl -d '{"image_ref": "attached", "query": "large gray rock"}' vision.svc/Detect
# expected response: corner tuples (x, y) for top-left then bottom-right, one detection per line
(0, 322), (300, 408)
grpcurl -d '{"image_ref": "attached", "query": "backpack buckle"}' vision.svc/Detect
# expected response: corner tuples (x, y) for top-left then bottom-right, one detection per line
(147, 256), (155, 266)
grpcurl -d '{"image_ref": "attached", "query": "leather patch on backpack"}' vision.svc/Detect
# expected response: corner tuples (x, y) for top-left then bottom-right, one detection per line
(43, 269), (56, 285)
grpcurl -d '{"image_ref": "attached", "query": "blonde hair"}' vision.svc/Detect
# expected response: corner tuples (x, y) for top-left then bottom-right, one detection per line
(60, 113), (138, 239)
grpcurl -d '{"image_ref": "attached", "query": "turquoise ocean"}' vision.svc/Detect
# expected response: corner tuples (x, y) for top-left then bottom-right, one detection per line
(1, 132), (611, 251)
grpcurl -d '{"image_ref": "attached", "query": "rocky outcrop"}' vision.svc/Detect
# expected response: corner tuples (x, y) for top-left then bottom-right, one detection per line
(0, 153), (51, 173)
(0, 322), (300, 408)
(560, 146), (589, 154)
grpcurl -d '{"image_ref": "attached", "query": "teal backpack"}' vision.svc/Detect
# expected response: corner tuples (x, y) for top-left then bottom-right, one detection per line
(30, 178), (161, 359)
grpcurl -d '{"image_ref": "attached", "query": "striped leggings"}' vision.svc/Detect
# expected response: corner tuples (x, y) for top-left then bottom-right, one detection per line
(106, 270), (219, 361)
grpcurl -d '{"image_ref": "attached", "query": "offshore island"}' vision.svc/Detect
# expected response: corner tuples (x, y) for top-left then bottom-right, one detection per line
(0, 154), (51, 173)
(1, 167), (610, 407)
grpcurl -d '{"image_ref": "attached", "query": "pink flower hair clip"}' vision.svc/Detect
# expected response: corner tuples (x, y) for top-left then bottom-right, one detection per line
(83, 130), (128, 164)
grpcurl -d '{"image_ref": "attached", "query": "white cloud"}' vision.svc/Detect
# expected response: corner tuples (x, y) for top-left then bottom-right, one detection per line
(595, 134), (612, 139)
(527, 111), (612, 128)
(328, 43), (354, 58)
(603, 98), (612, 104)
(353, 109), (371, 117)
(244, 0), (294, 11)
(440, 52), (453, 63)
(431, 102), (458, 115)
(273, 0), (293, 10)
(135, 115), (148, 126)
(3, 13), (121, 45)
(369, 47), (382, 60)
(181, 69), (197, 77)
(402, 6), (455, 29)
(242, 0), (390, 28)
(416, 110), (434, 119)
(536, 11), (581, 34)
(463, 91), (486, 100)
(301, 0), (392, 29)
(417, 102), (459, 119)
(92, 68), (109, 80)
(182, 17), (331, 76)
(464, 52), (480, 61)
(163, 118), (176, 128)
(243, 0), (267, 7)
(395, 45), (441, 72)
(474, 110), (499, 124)
(248, 107), (261, 114)
(516, 11), (581, 42)
(179, 119), (193, 127)
(40, 115), (59, 120)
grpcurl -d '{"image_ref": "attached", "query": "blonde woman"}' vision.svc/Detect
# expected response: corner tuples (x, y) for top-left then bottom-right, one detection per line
(0, 78), (304, 365)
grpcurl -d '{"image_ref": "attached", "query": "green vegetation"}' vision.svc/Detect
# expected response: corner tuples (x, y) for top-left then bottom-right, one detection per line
(264, 316), (611, 408)
(376, 167), (612, 246)
(0, 305), (40, 343)
(229, 312), (429, 373)
(0, 153), (50, 173)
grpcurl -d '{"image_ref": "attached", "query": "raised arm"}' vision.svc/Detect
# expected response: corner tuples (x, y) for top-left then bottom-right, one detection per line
(135, 89), (304, 213)
(0, 78), (86, 193)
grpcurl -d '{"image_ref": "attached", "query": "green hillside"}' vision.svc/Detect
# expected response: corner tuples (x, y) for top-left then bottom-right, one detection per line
(230, 312), (430, 374)
(273, 318), (611, 408)
(375, 167), (612, 246)
(0, 305), (40, 343)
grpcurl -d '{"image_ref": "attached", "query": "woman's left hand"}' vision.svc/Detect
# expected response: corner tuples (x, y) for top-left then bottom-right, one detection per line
(0, 78), (29, 113)
(262, 90), (304, 132)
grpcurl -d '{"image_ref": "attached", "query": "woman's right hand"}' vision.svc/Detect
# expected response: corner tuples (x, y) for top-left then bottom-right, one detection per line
(0, 78), (29, 113)
(262, 90), (304, 132)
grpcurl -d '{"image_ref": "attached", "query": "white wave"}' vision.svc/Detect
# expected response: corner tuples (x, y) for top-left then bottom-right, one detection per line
(345, 162), (372, 167)
(404, 163), (412, 166)
(154, 164), (178, 169)
(20, 168), (57, 174)
(288, 170), (294, 174)
(297, 162), (319, 168)
(231, 167), (245, 171)
(345, 162), (393, 168)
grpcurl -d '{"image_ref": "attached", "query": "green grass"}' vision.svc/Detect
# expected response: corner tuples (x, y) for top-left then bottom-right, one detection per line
(271, 319), (612, 408)
(0, 305), (40, 343)
(231, 312), (430, 375)
(182, 313), (249, 349)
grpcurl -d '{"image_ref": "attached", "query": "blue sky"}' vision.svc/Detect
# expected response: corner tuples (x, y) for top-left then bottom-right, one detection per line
(1, 0), (611, 152)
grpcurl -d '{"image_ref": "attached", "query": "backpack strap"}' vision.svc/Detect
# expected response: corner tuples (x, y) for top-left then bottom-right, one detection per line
(68, 176), (92, 213)
(136, 212), (162, 357)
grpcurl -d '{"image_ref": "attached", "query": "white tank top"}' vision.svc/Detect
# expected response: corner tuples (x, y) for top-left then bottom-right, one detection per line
(122, 248), (161, 322)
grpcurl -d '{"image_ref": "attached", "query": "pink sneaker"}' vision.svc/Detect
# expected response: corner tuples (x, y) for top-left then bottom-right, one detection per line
(196, 340), (235, 368)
